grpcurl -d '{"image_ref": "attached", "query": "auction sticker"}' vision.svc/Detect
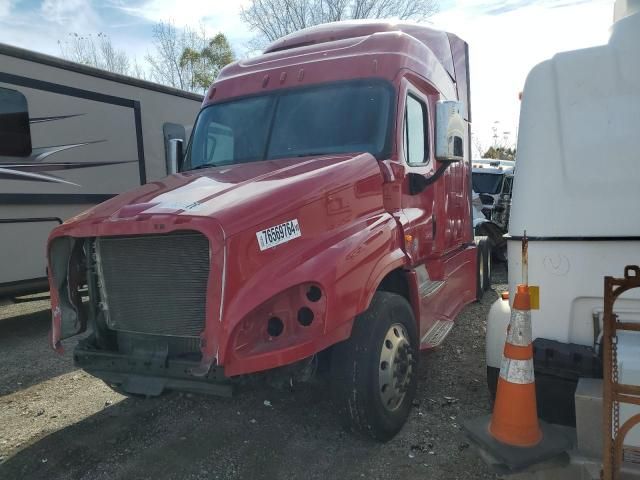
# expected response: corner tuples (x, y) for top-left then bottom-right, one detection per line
(256, 219), (301, 251)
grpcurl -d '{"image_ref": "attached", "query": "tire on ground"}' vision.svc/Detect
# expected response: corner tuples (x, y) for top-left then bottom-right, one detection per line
(487, 365), (499, 405)
(482, 240), (492, 291)
(476, 240), (486, 301)
(330, 291), (418, 442)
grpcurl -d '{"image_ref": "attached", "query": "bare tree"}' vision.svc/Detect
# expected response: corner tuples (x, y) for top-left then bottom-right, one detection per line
(241, 0), (439, 48)
(58, 33), (132, 76)
(58, 23), (232, 92)
(472, 135), (484, 159)
(146, 22), (234, 93)
(482, 146), (516, 161)
(145, 22), (188, 90)
(131, 59), (148, 81)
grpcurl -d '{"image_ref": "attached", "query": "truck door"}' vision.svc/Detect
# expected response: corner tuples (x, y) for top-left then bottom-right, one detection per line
(397, 81), (439, 340)
(440, 152), (468, 252)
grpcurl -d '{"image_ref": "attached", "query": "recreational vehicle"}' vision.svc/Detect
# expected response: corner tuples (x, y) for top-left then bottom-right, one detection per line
(0, 43), (202, 298)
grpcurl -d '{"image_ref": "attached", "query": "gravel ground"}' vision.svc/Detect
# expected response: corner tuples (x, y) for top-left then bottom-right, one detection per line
(0, 265), (507, 480)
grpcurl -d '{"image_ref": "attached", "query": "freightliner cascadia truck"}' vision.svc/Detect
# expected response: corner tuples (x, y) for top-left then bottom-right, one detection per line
(47, 21), (484, 441)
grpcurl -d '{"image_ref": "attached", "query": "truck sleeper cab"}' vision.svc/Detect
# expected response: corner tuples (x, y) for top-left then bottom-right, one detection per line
(48, 21), (477, 441)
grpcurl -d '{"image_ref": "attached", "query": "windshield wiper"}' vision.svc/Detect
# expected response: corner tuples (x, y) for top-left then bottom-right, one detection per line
(190, 163), (220, 170)
(293, 152), (334, 158)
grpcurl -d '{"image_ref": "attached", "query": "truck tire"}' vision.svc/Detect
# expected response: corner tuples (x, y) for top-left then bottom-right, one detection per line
(475, 237), (491, 299)
(482, 240), (492, 291)
(487, 366), (499, 405)
(330, 291), (418, 442)
(476, 242), (485, 301)
(493, 244), (508, 263)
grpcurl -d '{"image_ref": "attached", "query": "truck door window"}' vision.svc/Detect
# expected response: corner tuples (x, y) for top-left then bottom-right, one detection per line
(0, 87), (32, 157)
(404, 95), (428, 165)
(503, 176), (513, 195)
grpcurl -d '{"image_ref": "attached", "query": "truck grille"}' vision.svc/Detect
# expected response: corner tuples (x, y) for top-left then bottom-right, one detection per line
(95, 232), (210, 338)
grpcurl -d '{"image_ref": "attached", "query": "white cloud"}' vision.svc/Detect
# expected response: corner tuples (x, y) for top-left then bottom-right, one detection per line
(0, 0), (617, 150)
(0, 0), (13, 18)
(41, 0), (101, 31)
(0, 23), (59, 55)
(116, 0), (254, 47)
(431, 0), (614, 154)
(0, 0), (103, 57)
(118, 0), (249, 26)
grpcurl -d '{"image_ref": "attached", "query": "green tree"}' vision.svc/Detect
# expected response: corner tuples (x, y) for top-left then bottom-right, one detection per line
(146, 22), (235, 93)
(482, 146), (516, 161)
(179, 34), (234, 92)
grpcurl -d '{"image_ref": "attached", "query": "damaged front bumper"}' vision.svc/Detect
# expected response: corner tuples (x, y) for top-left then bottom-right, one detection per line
(74, 340), (233, 397)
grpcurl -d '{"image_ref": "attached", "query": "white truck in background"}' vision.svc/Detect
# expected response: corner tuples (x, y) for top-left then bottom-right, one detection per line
(472, 158), (514, 229)
(472, 159), (515, 261)
(485, 2), (640, 477)
(0, 43), (203, 298)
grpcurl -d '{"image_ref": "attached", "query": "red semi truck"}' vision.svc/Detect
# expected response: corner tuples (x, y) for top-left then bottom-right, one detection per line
(47, 21), (481, 440)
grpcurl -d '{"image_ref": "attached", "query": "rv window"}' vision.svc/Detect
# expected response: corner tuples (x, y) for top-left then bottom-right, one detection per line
(0, 87), (32, 157)
(404, 95), (428, 165)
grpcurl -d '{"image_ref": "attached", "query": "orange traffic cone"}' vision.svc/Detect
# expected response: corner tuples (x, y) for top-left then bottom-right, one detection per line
(489, 284), (542, 447)
(463, 283), (572, 472)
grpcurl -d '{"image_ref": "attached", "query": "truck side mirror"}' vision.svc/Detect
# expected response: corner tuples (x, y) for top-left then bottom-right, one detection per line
(435, 100), (465, 163)
(168, 138), (184, 174)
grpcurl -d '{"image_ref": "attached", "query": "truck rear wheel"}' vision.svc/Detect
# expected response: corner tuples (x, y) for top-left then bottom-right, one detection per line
(476, 237), (491, 300)
(476, 242), (485, 300)
(482, 240), (492, 291)
(487, 365), (499, 405)
(330, 291), (418, 442)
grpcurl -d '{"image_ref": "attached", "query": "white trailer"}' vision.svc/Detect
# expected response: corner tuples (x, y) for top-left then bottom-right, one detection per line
(0, 43), (202, 298)
(485, 2), (640, 477)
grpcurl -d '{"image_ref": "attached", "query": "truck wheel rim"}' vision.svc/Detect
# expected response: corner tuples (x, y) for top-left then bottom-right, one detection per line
(379, 323), (413, 412)
(479, 254), (485, 290)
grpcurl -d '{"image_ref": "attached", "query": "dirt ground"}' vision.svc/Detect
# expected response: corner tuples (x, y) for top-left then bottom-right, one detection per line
(0, 266), (507, 480)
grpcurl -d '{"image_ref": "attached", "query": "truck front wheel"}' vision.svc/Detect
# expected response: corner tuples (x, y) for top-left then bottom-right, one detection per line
(330, 291), (418, 441)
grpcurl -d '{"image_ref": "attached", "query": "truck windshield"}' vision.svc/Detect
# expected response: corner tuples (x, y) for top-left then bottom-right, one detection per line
(472, 172), (503, 194)
(183, 80), (392, 170)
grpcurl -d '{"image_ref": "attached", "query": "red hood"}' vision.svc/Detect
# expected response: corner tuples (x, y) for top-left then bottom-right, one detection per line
(64, 153), (382, 238)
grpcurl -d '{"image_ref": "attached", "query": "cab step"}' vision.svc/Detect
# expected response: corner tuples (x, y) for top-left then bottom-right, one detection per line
(421, 319), (454, 348)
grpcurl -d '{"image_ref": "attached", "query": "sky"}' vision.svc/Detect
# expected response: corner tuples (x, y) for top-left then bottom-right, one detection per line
(0, 0), (615, 153)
